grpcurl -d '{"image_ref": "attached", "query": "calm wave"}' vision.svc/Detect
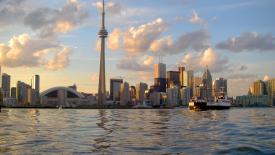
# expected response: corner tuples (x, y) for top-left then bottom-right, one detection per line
(0, 108), (275, 154)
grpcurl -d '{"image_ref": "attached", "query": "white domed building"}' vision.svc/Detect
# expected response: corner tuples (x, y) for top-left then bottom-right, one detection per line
(40, 86), (94, 108)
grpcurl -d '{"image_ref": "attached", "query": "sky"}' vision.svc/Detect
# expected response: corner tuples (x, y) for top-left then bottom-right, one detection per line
(0, 0), (274, 97)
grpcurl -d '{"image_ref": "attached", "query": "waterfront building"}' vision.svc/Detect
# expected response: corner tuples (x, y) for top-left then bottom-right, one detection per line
(136, 82), (147, 103)
(179, 67), (194, 96)
(120, 82), (130, 106)
(154, 63), (166, 92)
(16, 81), (30, 105)
(110, 78), (123, 101)
(98, 0), (108, 105)
(11, 87), (16, 98)
(202, 67), (213, 100)
(251, 80), (265, 96)
(194, 84), (207, 99)
(213, 78), (227, 97)
(236, 95), (273, 107)
(150, 92), (161, 106)
(179, 66), (185, 87)
(130, 86), (136, 101)
(167, 86), (179, 105)
(180, 87), (191, 106)
(167, 71), (179, 88)
(41, 87), (92, 108)
(31, 75), (40, 105)
(2, 73), (11, 98)
(266, 78), (275, 105)
(31, 75), (40, 93)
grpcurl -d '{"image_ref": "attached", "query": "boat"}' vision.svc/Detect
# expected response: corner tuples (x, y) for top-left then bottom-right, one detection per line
(188, 97), (207, 111)
(207, 92), (231, 110)
(188, 92), (231, 111)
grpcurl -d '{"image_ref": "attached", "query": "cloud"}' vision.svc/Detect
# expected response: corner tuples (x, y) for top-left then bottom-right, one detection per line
(108, 28), (121, 51)
(45, 47), (71, 70)
(239, 65), (248, 71)
(216, 32), (275, 52)
(150, 29), (210, 55)
(24, 0), (88, 37)
(189, 10), (204, 24)
(179, 48), (229, 73)
(123, 18), (167, 55)
(108, 18), (209, 56)
(117, 55), (155, 72)
(0, 0), (27, 26)
(0, 33), (71, 70)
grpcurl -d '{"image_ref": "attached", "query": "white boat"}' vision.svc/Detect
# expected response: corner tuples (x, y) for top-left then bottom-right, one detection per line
(189, 92), (231, 110)
(207, 95), (231, 110)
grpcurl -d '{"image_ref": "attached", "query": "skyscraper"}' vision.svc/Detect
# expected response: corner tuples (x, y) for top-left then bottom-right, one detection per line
(98, 0), (108, 105)
(252, 80), (265, 96)
(110, 78), (123, 101)
(167, 71), (179, 88)
(154, 63), (166, 92)
(179, 66), (194, 96)
(31, 75), (40, 105)
(202, 67), (212, 100)
(179, 66), (185, 87)
(2, 73), (11, 98)
(17, 81), (30, 105)
(213, 78), (227, 97)
(136, 82), (148, 103)
(120, 82), (130, 105)
(267, 78), (275, 105)
(31, 75), (40, 93)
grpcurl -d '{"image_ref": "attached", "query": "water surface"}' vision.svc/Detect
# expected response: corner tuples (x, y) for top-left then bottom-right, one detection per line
(0, 108), (274, 154)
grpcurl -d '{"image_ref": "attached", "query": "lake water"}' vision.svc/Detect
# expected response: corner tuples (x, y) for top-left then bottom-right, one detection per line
(0, 108), (274, 154)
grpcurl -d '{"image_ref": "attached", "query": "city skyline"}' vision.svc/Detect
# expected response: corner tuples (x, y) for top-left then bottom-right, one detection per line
(0, 0), (275, 97)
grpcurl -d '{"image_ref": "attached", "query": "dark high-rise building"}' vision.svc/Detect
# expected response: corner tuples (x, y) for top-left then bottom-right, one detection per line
(2, 73), (11, 98)
(11, 87), (16, 98)
(110, 79), (123, 101)
(167, 71), (179, 88)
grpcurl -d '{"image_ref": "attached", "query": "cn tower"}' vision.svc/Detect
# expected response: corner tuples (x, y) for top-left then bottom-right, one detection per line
(98, 0), (108, 105)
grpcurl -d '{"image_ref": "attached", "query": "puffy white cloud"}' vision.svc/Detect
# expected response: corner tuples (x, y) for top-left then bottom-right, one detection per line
(216, 32), (275, 52)
(180, 48), (229, 73)
(108, 28), (121, 51)
(123, 18), (167, 54)
(189, 10), (204, 24)
(45, 47), (70, 70)
(0, 33), (71, 70)
(117, 55), (155, 72)
(107, 19), (209, 56)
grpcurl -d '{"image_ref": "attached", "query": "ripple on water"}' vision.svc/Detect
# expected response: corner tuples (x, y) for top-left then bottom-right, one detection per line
(217, 146), (264, 155)
(0, 108), (275, 154)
